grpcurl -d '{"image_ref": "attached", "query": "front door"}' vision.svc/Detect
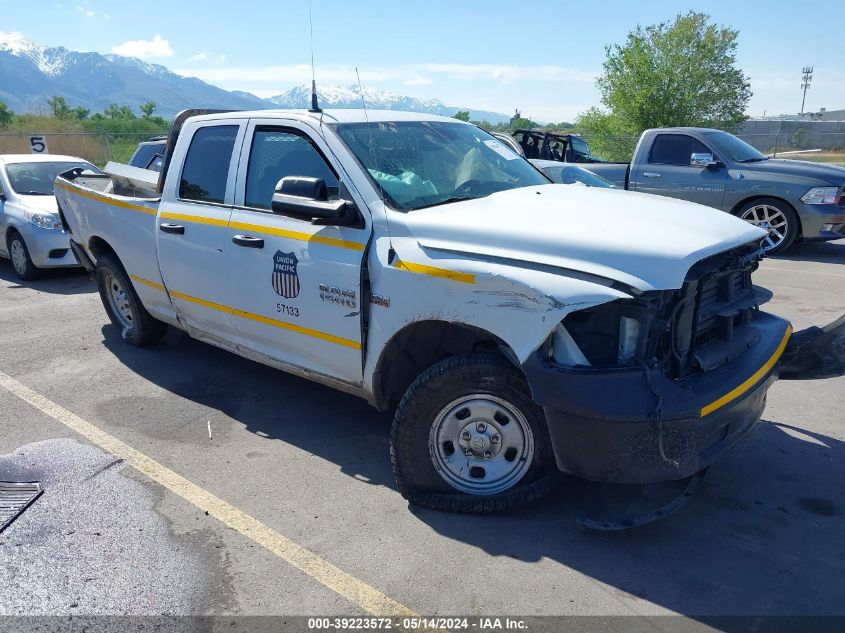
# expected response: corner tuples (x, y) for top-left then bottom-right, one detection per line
(225, 120), (369, 386)
(632, 133), (728, 209)
(156, 120), (246, 341)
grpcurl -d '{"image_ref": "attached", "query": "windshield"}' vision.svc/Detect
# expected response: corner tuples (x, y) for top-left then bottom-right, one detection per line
(332, 121), (550, 211)
(6, 161), (99, 195)
(701, 130), (767, 163)
(543, 165), (615, 188)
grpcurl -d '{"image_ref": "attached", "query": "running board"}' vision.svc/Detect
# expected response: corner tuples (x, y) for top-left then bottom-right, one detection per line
(780, 315), (845, 380)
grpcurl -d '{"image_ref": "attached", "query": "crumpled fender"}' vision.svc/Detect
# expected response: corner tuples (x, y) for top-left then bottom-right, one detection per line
(780, 315), (845, 380)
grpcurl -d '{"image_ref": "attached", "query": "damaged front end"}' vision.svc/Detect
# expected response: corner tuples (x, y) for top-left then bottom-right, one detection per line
(523, 243), (801, 484)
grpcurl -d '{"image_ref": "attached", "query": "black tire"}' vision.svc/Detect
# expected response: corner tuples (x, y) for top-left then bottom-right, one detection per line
(7, 231), (38, 281)
(390, 353), (560, 513)
(96, 253), (166, 346)
(735, 198), (799, 255)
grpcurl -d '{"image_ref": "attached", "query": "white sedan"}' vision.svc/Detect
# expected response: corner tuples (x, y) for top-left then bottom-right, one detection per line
(0, 154), (99, 280)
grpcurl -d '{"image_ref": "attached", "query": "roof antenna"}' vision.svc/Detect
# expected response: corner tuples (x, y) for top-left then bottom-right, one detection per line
(307, 2), (321, 113)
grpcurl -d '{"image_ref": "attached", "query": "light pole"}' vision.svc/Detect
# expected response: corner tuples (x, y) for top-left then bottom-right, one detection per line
(800, 66), (813, 115)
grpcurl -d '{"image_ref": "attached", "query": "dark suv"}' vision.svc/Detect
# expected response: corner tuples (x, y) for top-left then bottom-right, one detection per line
(127, 136), (167, 172)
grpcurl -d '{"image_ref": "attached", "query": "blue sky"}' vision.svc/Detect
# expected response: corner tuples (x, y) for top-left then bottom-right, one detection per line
(5, 0), (844, 121)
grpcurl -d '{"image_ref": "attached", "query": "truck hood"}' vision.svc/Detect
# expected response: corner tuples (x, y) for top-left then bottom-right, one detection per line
(399, 185), (766, 291)
(743, 158), (845, 185)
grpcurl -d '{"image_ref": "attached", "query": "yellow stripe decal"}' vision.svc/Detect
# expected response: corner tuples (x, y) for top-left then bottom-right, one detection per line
(229, 221), (365, 251)
(55, 180), (157, 215)
(699, 325), (793, 417)
(129, 274), (165, 291)
(0, 371), (417, 617)
(159, 211), (231, 228)
(392, 259), (475, 284)
(134, 281), (361, 350)
(55, 180), (365, 251)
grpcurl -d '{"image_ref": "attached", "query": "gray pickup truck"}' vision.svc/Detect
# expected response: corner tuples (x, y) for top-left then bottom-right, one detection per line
(588, 128), (845, 254)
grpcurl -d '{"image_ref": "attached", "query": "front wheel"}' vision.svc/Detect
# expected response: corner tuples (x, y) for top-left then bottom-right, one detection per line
(96, 253), (166, 346)
(736, 198), (799, 255)
(390, 353), (559, 513)
(8, 232), (38, 281)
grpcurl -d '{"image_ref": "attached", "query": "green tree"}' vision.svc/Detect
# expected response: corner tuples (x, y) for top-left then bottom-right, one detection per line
(103, 103), (136, 120)
(453, 110), (470, 122)
(140, 101), (157, 119)
(47, 95), (72, 119)
(508, 117), (538, 132)
(576, 12), (751, 161)
(70, 106), (90, 120)
(0, 101), (13, 126)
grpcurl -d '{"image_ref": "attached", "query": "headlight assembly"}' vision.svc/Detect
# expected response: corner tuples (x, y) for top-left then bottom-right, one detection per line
(24, 210), (62, 230)
(800, 187), (840, 205)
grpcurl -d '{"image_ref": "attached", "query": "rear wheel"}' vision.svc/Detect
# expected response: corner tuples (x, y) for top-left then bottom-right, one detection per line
(390, 353), (559, 513)
(7, 232), (38, 281)
(96, 253), (166, 346)
(736, 198), (799, 255)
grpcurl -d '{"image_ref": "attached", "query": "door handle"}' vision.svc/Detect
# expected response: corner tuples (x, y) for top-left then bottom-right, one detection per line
(232, 234), (265, 249)
(159, 223), (185, 234)
(642, 172), (661, 178)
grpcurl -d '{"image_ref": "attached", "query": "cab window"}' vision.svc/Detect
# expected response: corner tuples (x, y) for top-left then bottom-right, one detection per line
(244, 128), (339, 211)
(648, 134), (711, 166)
(179, 125), (239, 204)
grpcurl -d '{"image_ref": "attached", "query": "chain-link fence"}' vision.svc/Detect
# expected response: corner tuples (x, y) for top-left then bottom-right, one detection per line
(2, 126), (843, 169)
(0, 131), (167, 167)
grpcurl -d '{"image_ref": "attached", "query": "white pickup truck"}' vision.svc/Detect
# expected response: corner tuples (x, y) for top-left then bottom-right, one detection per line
(55, 108), (838, 514)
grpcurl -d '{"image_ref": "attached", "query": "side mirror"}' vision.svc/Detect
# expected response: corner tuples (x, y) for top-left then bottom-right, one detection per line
(271, 176), (357, 226)
(690, 152), (718, 168)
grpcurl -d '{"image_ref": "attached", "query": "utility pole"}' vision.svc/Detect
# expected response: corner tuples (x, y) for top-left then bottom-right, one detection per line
(800, 66), (813, 115)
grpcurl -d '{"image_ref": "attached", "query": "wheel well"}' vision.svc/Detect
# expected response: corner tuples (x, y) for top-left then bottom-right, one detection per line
(87, 236), (117, 262)
(730, 196), (803, 238)
(5, 225), (23, 246)
(372, 320), (518, 411)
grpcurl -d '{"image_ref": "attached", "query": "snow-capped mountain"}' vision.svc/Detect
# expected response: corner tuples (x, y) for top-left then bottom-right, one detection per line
(0, 32), (267, 116)
(0, 33), (509, 123)
(268, 84), (509, 123)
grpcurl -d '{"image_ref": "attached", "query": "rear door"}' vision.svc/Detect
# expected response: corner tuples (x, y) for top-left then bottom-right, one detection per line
(631, 133), (727, 208)
(156, 120), (247, 341)
(224, 119), (370, 386)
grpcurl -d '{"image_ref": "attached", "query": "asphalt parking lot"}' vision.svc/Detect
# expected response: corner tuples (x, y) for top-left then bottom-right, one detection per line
(1, 240), (843, 626)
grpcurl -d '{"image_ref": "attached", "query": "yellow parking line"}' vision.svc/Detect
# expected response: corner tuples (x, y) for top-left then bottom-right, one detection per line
(0, 370), (416, 618)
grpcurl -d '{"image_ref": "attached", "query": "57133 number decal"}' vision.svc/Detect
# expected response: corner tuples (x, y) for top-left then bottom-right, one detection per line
(276, 303), (300, 318)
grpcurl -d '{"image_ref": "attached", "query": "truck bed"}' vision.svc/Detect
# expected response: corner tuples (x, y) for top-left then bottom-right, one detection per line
(55, 170), (175, 320)
(583, 162), (630, 188)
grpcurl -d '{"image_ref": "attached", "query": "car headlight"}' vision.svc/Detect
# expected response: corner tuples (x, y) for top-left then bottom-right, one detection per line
(800, 187), (841, 205)
(24, 210), (62, 230)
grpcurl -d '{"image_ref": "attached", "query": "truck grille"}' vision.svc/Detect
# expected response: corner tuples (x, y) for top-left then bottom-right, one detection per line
(662, 244), (764, 378)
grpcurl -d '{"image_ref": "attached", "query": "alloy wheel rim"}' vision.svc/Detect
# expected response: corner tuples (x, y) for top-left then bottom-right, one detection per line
(105, 272), (134, 331)
(429, 394), (534, 495)
(10, 240), (27, 275)
(740, 205), (789, 251)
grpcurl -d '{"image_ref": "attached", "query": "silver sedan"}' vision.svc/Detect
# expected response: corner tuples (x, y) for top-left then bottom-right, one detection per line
(0, 154), (98, 280)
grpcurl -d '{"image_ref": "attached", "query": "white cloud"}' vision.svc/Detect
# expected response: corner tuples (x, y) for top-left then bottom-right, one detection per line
(187, 51), (226, 64)
(175, 62), (596, 87)
(111, 34), (173, 59)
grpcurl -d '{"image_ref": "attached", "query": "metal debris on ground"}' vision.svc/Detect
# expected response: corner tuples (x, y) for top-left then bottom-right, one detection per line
(0, 481), (43, 533)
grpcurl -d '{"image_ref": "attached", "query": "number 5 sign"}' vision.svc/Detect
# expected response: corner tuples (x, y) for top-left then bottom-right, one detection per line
(29, 135), (48, 154)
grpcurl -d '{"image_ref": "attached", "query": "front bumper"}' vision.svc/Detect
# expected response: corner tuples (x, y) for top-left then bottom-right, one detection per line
(796, 202), (845, 241)
(522, 312), (791, 484)
(19, 224), (78, 269)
